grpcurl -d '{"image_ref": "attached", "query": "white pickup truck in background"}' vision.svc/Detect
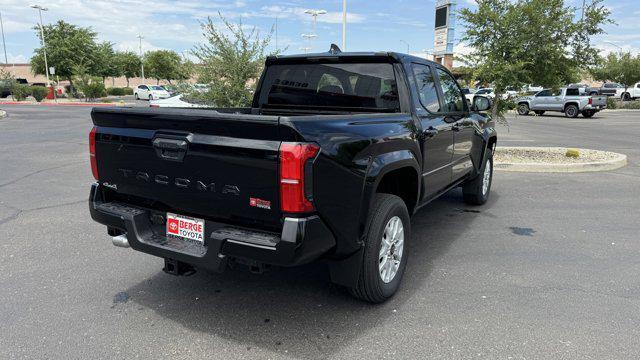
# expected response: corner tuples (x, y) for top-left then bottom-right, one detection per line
(621, 83), (640, 101)
(516, 88), (607, 118)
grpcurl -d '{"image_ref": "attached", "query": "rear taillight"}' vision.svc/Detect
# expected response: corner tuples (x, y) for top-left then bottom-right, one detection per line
(588, 97), (593, 105)
(89, 126), (98, 180)
(279, 142), (319, 213)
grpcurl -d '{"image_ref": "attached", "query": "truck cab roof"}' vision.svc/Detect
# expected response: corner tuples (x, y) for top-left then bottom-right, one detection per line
(266, 50), (439, 67)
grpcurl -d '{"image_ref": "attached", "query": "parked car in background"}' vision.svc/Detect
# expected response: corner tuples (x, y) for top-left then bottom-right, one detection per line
(462, 88), (476, 104)
(162, 85), (179, 97)
(193, 83), (210, 93)
(598, 83), (625, 97)
(516, 88), (606, 118)
(621, 83), (640, 101)
(149, 94), (211, 108)
(134, 85), (170, 100)
(525, 85), (544, 92)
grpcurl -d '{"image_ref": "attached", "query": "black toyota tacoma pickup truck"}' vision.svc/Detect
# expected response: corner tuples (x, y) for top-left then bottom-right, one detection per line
(89, 49), (497, 303)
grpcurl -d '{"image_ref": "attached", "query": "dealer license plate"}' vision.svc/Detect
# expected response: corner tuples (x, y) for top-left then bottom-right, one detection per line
(166, 212), (205, 244)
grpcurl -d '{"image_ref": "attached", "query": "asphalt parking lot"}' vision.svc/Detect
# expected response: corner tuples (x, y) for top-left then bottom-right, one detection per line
(1, 105), (639, 359)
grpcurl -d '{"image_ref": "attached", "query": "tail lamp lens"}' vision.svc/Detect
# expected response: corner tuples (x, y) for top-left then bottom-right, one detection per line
(279, 142), (319, 213)
(89, 126), (98, 180)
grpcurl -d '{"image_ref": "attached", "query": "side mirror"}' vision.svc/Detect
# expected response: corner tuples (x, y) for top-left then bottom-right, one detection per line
(473, 96), (492, 112)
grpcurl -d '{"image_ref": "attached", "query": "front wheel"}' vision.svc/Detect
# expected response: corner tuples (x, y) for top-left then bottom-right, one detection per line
(350, 194), (410, 303)
(622, 93), (631, 101)
(517, 103), (530, 116)
(564, 104), (579, 118)
(463, 148), (493, 205)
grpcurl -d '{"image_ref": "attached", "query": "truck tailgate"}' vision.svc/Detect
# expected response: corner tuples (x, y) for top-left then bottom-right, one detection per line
(591, 96), (607, 107)
(91, 107), (284, 230)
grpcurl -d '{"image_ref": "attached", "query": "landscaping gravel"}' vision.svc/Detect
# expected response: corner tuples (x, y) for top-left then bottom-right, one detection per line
(495, 147), (621, 164)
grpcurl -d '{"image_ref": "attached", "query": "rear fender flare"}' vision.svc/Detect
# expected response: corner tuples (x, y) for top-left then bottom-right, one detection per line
(329, 150), (419, 288)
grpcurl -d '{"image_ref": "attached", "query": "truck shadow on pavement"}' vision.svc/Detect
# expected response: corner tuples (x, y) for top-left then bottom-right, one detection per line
(124, 188), (500, 358)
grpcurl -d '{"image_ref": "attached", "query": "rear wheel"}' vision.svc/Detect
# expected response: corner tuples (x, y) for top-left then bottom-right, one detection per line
(564, 104), (579, 118)
(517, 103), (530, 116)
(463, 148), (493, 205)
(622, 93), (631, 101)
(582, 110), (595, 118)
(350, 194), (410, 303)
(534, 110), (545, 116)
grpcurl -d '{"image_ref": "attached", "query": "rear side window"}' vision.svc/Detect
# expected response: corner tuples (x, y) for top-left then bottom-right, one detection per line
(566, 88), (579, 96)
(436, 68), (465, 112)
(258, 63), (400, 112)
(412, 64), (440, 113)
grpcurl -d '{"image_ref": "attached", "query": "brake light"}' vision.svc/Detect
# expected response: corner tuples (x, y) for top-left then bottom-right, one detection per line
(588, 97), (593, 105)
(89, 126), (98, 180)
(279, 142), (319, 213)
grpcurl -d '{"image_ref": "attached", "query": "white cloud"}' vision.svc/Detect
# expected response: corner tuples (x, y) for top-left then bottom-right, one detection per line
(247, 6), (365, 24)
(4, 53), (28, 64)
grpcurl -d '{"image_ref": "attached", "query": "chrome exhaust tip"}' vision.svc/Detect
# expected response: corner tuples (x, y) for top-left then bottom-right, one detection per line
(112, 234), (130, 248)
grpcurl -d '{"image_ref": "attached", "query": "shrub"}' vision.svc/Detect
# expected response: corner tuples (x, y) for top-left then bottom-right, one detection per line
(12, 84), (31, 101)
(606, 96), (618, 109)
(122, 87), (134, 95)
(107, 87), (125, 96)
(30, 86), (49, 102)
(620, 100), (640, 109)
(80, 81), (107, 100)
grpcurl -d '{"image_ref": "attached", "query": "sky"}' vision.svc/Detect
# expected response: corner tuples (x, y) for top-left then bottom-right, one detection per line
(0, 0), (639, 65)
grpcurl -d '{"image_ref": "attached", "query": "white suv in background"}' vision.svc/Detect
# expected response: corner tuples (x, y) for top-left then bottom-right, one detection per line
(134, 85), (170, 100)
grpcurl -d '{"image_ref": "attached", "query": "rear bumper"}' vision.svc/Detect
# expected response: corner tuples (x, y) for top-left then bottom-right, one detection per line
(583, 104), (605, 111)
(89, 183), (336, 271)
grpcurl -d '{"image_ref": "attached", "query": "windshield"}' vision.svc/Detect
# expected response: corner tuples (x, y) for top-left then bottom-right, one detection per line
(150, 86), (165, 91)
(258, 62), (400, 112)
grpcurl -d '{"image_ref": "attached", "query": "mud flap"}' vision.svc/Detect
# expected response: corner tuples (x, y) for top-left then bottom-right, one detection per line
(328, 247), (364, 288)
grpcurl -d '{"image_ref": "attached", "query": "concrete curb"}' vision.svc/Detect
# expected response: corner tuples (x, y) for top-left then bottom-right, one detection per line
(0, 109), (6, 119)
(494, 147), (628, 173)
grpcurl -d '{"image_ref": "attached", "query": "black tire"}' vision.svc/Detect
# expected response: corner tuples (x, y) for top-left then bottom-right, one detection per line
(622, 93), (631, 101)
(534, 110), (545, 116)
(463, 148), (493, 205)
(517, 103), (529, 116)
(582, 110), (595, 118)
(135, 93), (139, 100)
(564, 104), (579, 118)
(350, 194), (410, 303)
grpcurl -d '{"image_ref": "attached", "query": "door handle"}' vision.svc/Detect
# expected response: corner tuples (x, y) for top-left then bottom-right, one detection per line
(423, 128), (438, 138)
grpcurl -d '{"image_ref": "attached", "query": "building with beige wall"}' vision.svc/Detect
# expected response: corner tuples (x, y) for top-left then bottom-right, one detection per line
(1, 63), (194, 88)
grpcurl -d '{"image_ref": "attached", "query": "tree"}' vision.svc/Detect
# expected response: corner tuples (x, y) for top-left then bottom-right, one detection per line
(458, 0), (612, 119)
(114, 51), (141, 88)
(92, 42), (121, 85)
(30, 20), (98, 85)
(144, 50), (183, 84)
(590, 52), (640, 93)
(191, 13), (273, 107)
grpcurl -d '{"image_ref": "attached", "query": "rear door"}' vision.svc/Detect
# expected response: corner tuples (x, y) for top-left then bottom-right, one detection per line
(92, 108), (284, 230)
(410, 63), (454, 201)
(434, 67), (475, 182)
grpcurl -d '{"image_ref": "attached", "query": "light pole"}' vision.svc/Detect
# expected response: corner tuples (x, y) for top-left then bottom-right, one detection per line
(137, 34), (145, 83)
(400, 40), (410, 54)
(0, 11), (8, 64)
(31, 5), (50, 86)
(304, 9), (326, 51)
(342, 0), (347, 50)
(604, 41), (623, 53)
(302, 33), (316, 52)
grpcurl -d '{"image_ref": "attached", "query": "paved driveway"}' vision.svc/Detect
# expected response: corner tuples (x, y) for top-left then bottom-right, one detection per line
(1, 106), (639, 359)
